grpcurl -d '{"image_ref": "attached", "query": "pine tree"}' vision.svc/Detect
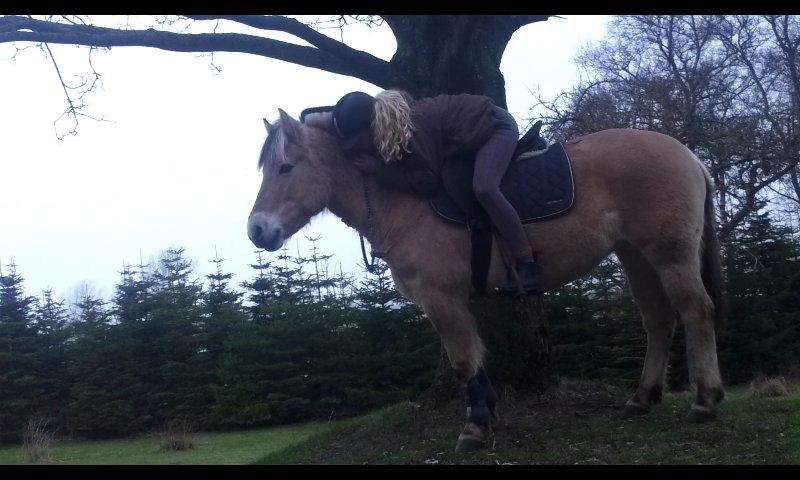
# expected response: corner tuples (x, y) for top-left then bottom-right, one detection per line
(0, 260), (40, 441)
(304, 235), (336, 302)
(66, 293), (136, 438)
(718, 210), (800, 383)
(106, 261), (158, 434)
(546, 257), (644, 387)
(148, 247), (209, 426)
(240, 250), (277, 326)
(204, 248), (247, 356)
(31, 289), (71, 433)
(349, 260), (439, 408)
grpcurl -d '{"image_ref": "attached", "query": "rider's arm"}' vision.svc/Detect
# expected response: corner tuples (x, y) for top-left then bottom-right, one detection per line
(373, 156), (439, 196)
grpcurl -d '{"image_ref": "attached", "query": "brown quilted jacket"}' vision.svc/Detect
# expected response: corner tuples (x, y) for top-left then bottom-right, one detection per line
(374, 94), (502, 195)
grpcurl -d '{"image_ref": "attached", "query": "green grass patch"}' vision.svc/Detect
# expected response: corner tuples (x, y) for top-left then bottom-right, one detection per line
(2, 382), (798, 465)
(256, 384), (800, 465)
(0, 421), (333, 465)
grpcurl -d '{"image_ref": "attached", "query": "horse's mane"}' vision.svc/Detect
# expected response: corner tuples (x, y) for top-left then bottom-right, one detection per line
(258, 124), (284, 171)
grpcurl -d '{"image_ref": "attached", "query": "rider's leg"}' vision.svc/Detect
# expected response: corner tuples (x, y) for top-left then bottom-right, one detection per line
(472, 107), (543, 294)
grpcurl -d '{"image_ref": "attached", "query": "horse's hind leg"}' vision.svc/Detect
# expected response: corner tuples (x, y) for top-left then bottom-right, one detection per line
(416, 293), (497, 452)
(617, 246), (677, 417)
(650, 255), (724, 422)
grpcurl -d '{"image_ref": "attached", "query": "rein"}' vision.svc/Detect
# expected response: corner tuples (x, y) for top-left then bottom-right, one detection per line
(360, 172), (385, 273)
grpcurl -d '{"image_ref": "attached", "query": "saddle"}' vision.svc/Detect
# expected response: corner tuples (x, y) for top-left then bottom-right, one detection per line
(429, 121), (576, 296)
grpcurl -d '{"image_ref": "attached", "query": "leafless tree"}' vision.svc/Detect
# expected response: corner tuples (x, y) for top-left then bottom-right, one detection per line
(534, 15), (800, 239)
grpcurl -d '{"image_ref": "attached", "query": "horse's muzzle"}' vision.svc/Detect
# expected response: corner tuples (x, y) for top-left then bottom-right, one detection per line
(248, 212), (284, 251)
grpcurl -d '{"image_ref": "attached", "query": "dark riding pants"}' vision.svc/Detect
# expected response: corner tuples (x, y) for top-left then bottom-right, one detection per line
(472, 106), (532, 260)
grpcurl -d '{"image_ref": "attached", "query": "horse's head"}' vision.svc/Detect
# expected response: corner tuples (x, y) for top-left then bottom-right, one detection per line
(247, 109), (336, 251)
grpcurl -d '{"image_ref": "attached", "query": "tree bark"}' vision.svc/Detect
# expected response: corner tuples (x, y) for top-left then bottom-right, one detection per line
(383, 15), (548, 107)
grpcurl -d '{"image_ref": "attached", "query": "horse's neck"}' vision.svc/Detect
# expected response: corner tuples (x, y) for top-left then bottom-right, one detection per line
(305, 121), (429, 256)
(327, 166), (423, 254)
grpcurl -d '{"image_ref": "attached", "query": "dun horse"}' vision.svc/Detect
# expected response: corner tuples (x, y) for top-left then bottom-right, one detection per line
(247, 109), (725, 452)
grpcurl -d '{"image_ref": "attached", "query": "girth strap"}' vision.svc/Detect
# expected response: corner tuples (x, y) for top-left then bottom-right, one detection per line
(469, 219), (493, 297)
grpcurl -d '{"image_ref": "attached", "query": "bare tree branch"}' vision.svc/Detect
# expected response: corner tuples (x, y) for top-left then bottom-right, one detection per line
(0, 15), (392, 87)
(536, 15), (800, 237)
(18, 14), (110, 139)
(183, 15), (389, 70)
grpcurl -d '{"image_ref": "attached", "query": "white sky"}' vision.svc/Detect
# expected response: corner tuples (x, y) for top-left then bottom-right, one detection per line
(0, 15), (610, 303)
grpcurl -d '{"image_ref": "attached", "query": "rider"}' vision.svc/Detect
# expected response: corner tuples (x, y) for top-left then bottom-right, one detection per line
(331, 90), (544, 295)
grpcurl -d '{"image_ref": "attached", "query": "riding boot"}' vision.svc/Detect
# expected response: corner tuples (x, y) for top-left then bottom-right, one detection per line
(497, 257), (546, 296)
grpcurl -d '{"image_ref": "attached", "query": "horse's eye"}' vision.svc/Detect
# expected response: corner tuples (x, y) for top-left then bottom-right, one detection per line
(279, 164), (294, 175)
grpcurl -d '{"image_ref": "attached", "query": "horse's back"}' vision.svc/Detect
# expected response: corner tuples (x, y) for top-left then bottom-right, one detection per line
(565, 128), (698, 169)
(565, 128), (706, 202)
(563, 128), (707, 247)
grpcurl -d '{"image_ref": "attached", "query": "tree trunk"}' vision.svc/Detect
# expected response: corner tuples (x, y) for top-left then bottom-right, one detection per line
(384, 16), (517, 107)
(384, 16), (558, 399)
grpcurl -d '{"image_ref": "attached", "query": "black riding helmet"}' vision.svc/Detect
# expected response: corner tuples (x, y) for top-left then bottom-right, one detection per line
(332, 91), (376, 150)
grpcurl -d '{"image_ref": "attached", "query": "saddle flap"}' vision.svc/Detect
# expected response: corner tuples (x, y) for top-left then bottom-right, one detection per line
(430, 141), (575, 225)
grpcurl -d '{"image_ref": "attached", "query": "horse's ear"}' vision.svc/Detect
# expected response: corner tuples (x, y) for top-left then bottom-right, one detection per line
(278, 108), (301, 140)
(263, 117), (273, 133)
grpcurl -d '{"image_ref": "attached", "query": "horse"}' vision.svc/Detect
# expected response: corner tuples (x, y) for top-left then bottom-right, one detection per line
(247, 108), (725, 453)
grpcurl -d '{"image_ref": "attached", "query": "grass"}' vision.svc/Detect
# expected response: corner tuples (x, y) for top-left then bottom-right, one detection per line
(0, 421), (333, 465)
(2, 380), (798, 465)
(255, 381), (800, 465)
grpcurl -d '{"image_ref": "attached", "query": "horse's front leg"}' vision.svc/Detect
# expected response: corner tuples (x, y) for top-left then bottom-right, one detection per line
(416, 293), (498, 453)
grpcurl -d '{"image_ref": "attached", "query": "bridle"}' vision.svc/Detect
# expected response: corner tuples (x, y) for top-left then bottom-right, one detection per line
(360, 172), (385, 274)
(299, 105), (385, 274)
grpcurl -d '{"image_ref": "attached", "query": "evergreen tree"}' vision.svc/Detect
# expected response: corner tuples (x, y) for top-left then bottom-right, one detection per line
(66, 293), (134, 438)
(304, 235), (336, 302)
(0, 261), (40, 441)
(349, 260), (439, 407)
(107, 262), (158, 433)
(204, 249), (247, 359)
(147, 247), (209, 426)
(203, 249), (253, 429)
(718, 210), (800, 383)
(240, 250), (277, 326)
(31, 289), (71, 433)
(546, 258), (645, 387)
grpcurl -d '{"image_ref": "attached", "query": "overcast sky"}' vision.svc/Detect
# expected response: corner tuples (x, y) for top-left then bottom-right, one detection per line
(0, 15), (610, 303)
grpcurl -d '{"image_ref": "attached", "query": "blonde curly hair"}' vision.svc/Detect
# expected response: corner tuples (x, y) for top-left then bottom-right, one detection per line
(371, 90), (415, 162)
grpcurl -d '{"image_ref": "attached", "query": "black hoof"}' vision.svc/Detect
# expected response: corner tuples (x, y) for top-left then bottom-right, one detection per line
(686, 406), (717, 423)
(621, 401), (650, 418)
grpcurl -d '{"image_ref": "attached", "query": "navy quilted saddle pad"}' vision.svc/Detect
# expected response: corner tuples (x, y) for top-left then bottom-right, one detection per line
(430, 142), (575, 225)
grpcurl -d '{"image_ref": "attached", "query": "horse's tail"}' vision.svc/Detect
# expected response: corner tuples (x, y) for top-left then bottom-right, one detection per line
(697, 159), (727, 330)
